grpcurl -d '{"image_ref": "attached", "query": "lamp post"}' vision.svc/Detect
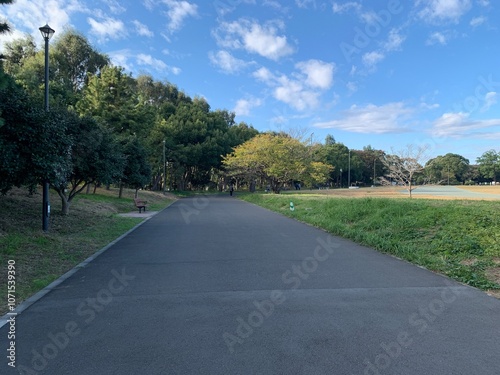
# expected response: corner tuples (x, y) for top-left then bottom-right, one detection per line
(339, 168), (342, 188)
(348, 149), (351, 188)
(163, 140), (166, 194)
(39, 24), (55, 232)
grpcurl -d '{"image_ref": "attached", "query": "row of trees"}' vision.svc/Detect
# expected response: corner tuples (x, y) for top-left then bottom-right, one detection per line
(0, 27), (258, 214)
(223, 134), (499, 194)
(1, 10), (498, 211)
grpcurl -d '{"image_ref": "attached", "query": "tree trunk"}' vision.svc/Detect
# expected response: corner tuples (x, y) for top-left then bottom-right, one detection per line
(93, 183), (98, 194)
(55, 188), (71, 215)
(62, 197), (70, 215)
(86, 184), (91, 194)
(118, 182), (124, 199)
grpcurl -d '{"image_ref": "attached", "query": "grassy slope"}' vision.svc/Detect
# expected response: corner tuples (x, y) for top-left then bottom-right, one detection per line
(240, 193), (500, 292)
(0, 187), (173, 315)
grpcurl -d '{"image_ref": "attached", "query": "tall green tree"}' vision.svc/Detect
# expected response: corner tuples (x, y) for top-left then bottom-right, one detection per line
(1, 35), (37, 76)
(77, 65), (139, 134)
(0, 77), (72, 195)
(0, 0), (14, 36)
(425, 153), (470, 184)
(354, 146), (387, 186)
(477, 150), (500, 183)
(119, 136), (151, 198)
(51, 29), (109, 107)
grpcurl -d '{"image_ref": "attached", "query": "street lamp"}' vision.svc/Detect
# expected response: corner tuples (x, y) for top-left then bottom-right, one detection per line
(348, 149), (351, 188)
(339, 168), (343, 188)
(163, 140), (166, 194)
(39, 23), (55, 232)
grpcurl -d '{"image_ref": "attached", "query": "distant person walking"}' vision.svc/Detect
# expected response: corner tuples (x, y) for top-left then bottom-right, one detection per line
(229, 184), (234, 196)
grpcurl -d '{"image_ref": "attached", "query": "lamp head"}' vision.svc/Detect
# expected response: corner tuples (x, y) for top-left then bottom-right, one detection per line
(39, 24), (55, 40)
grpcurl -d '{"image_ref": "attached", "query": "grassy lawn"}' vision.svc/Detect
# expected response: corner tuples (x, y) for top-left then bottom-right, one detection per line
(240, 192), (500, 295)
(0, 187), (174, 315)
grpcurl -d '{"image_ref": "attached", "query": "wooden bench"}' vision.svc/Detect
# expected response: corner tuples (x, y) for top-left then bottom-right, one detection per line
(134, 198), (148, 213)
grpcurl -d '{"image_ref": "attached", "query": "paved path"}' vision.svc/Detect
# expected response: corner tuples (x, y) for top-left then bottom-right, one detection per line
(2, 196), (500, 374)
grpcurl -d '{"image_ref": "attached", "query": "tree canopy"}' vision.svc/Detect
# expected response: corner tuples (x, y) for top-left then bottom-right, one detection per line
(223, 133), (332, 193)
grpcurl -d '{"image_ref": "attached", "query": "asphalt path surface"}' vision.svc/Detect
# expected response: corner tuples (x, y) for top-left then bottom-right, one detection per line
(2, 196), (500, 375)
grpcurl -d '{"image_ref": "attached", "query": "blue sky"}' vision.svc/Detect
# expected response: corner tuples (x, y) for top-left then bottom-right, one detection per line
(1, 0), (499, 162)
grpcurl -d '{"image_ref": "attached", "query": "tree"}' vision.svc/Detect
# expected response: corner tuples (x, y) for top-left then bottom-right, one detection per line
(223, 133), (331, 193)
(51, 115), (124, 215)
(119, 136), (151, 198)
(50, 29), (109, 107)
(76, 65), (139, 134)
(425, 153), (470, 185)
(477, 150), (500, 183)
(316, 142), (348, 187)
(355, 145), (387, 186)
(1, 35), (37, 76)
(0, 0), (14, 36)
(0, 77), (73, 195)
(380, 145), (428, 198)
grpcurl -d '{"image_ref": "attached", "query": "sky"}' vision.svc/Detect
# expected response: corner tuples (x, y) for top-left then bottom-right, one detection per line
(1, 0), (499, 162)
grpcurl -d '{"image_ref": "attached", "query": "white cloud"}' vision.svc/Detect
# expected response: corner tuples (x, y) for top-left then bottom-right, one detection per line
(208, 50), (250, 74)
(137, 53), (167, 71)
(426, 31), (448, 45)
(432, 111), (500, 137)
(346, 81), (358, 94)
(108, 49), (133, 71)
(252, 60), (334, 111)
(214, 0), (256, 17)
(103, 0), (126, 14)
(214, 19), (294, 61)
(470, 16), (486, 27)
(481, 92), (497, 112)
(332, 2), (361, 13)
(416, 0), (472, 24)
(0, 0), (85, 46)
(162, 0), (198, 33)
(384, 29), (406, 51)
(253, 67), (274, 83)
(313, 102), (414, 134)
(133, 20), (154, 37)
(295, 0), (316, 9)
(295, 60), (335, 90)
(274, 76), (320, 111)
(88, 16), (126, 42)
(234, 97), (262, 116)
(362, 51), (385, 67)
(136, 53), (181, 75)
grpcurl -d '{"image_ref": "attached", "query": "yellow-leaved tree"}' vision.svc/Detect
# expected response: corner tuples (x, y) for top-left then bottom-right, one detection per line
(222, 133), (332, 193)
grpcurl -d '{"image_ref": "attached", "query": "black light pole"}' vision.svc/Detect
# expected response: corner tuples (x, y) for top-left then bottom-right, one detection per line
(348, 149), (351, 188)
(163, 140), (166, 194)
(39, 24), (55, 232)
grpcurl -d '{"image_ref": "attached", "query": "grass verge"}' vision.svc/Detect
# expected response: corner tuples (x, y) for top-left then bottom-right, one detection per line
(0, 187), (173, 315)
(240, 193), (500, 295)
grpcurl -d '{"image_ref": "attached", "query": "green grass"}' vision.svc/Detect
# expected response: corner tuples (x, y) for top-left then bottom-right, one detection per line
(0, 187), (173, 315)
(240, 193), (500, 291)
